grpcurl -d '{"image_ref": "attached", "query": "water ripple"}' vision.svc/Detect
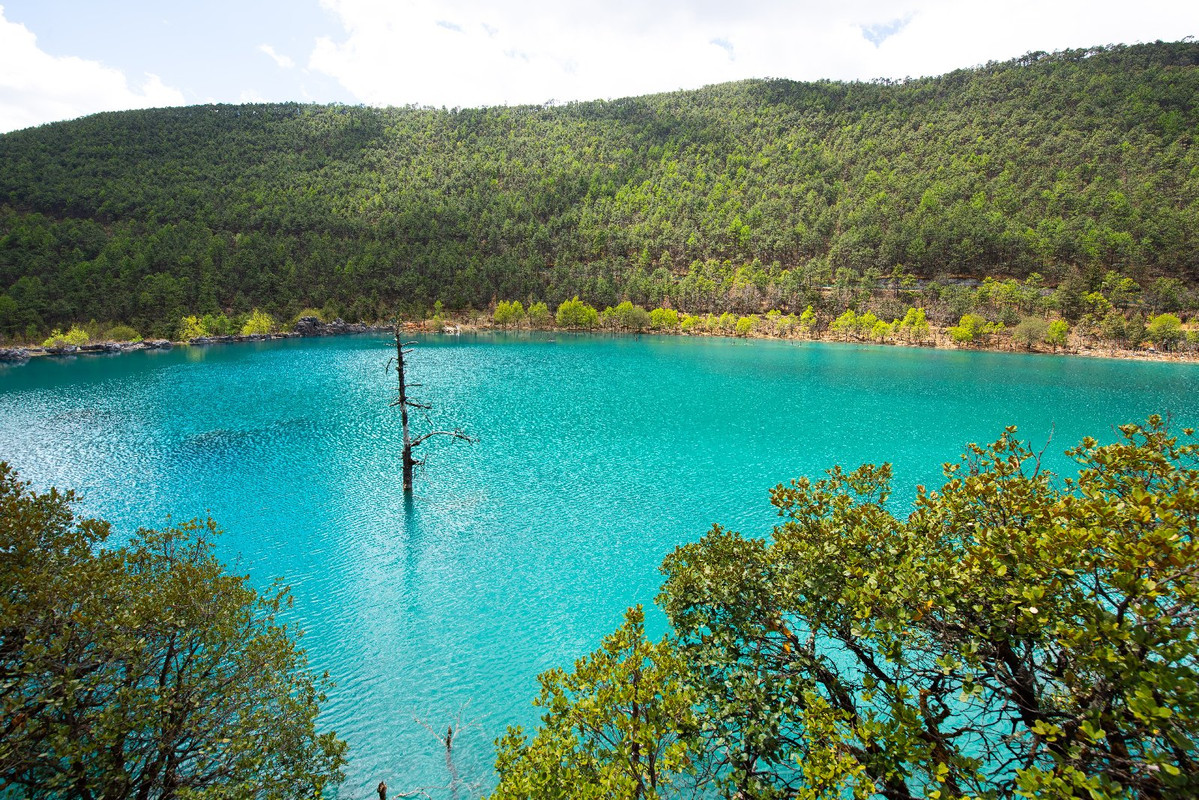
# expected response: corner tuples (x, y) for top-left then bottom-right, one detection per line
(2, 334), (1198, 797)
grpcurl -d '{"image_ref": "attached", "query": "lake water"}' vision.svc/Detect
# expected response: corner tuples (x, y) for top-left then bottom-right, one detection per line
(2, 333), (1197, 797)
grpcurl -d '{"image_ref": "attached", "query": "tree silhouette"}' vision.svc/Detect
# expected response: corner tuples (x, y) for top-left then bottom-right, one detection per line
(389, 322), (474, 492)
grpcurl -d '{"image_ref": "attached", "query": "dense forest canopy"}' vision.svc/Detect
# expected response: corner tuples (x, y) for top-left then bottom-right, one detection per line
(1, 41), (1197, 337)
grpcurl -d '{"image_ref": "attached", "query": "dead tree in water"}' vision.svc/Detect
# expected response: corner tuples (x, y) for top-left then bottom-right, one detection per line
(379, 708), (479, 799)
(390, 323), (474, 491)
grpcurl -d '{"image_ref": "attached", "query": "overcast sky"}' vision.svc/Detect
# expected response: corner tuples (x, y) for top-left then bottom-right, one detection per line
(1, 1), (1197, 133)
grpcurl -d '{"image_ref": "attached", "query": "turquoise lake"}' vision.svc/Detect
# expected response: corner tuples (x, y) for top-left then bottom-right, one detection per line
(2, 333), (1198, 798)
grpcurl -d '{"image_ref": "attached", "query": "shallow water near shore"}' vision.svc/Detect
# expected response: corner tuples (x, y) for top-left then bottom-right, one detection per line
(2, 333), (1198, 797)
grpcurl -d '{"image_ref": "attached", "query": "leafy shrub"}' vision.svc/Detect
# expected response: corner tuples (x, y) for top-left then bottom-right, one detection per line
(1012, 316), (1049, 350)
(777, 312), (800, 336)
(830, 309), (858, 340)
(870, 318), (894, 342)
(606, 301), (650, 331)
(0, 464), (348, 796)
(556, 297), (599, 329)
(41, 326), (89, 347)
(948, 313), (988, 344)
(650, 307), (679, 330)
(796, 306), (817, 336)
(1147, 313), (1184, 350)
(494, 300), (526, 327)
(105, 324), (141, 343)
(240, 309), (276, 335)
(499, 419), (1199, 798)
(897, 307), (930, 342)
(178, 315), (208, 340)
(1046, 319), (1070, 351)
(526, 301), (553, 327)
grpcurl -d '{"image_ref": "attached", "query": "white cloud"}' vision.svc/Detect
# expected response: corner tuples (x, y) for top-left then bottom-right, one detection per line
(308, 0), (1199, 108)
(2, 0), (1196, 131)
(309, 0), (770, 107)
(258, 43), (296, 70)
(0, 7), (185, 133)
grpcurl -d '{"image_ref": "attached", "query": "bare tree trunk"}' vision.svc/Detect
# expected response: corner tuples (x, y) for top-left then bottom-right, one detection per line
(391, 322), (474, 493)
(394, 324), (417, 491)
(445, 726), (461, 800)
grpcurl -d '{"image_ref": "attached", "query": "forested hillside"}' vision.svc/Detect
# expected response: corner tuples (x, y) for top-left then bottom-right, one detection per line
(1, 40), (1197, 338)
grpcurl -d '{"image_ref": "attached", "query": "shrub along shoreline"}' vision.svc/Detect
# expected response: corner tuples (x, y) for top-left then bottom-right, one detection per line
(2, 308), (1196, 367)
(475, 296), (1198, 362)
(2, 291), (1196, 366)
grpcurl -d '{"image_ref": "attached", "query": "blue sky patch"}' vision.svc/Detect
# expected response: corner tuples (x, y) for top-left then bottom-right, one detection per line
(861, 17), (912, 48)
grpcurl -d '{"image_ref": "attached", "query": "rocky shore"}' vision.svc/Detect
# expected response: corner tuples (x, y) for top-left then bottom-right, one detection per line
(0, 318), (393, 365)
(0, 339), (174, 363)
(2, 315), (1194, 367)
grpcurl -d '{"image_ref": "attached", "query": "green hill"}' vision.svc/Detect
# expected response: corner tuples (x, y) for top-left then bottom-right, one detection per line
(1, 40), (1197, 337)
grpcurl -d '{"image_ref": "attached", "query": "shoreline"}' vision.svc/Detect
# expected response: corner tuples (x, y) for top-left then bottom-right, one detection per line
(0, 320), (394, 365)
(2, 316), (1195, 367)
(450, 318), (1199, 365)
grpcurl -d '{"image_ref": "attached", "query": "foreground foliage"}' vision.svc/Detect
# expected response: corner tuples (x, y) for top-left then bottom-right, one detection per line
(492, 607), (700, 799)
(495, 418), (1199, 798)
(0, 464), (347, 799)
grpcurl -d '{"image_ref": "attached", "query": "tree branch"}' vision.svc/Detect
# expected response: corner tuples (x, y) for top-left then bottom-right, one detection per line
(411, 430), (476, 448)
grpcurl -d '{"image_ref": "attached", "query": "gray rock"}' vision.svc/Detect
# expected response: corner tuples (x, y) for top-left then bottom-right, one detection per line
(292, 317), (377, 337)
(293, 316), (323, 336)
(0, 347), (30, 362)
(79, 342), (124, 353)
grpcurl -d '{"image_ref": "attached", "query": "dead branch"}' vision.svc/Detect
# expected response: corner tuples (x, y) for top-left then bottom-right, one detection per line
(402, 705), (483, 800)
(411, 430), (476, 448)
(390, 321), (473, 492)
